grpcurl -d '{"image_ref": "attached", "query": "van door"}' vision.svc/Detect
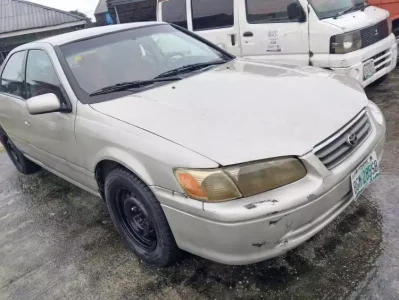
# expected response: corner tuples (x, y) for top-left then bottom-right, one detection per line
(238, 0), (309, 65)
(189, 0), (242, 56)
(158, 0), (189, 30)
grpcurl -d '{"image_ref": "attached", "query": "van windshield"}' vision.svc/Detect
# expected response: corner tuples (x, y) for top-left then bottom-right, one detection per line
(309, 0), (368, 19)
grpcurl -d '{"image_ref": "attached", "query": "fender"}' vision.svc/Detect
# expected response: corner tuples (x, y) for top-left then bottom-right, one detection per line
(91, 146), (154, 186)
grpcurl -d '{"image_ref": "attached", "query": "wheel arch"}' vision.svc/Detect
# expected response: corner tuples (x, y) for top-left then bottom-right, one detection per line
(93, 149), (154, 201)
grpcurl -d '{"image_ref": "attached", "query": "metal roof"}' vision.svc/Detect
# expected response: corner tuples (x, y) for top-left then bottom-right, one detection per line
(95, 0), (108, 15)
(0, 0), (87, 35)
(16, 22), (164, 47)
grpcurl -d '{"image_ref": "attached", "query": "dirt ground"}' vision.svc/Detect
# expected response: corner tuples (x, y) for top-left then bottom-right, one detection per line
(0, 70), (399, 300)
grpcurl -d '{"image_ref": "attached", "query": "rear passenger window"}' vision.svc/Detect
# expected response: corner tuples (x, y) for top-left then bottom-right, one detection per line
(25, 50), (64, 102)
(162, 0), (188, 29)
(192, 0), (234, 31)
(0, 51), (26, 98)
(246, 0), (296, 24)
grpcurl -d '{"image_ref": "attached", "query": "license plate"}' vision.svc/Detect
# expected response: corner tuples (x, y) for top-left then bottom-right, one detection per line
(363, 60), (376, 80)
(351, 152), (380, 200)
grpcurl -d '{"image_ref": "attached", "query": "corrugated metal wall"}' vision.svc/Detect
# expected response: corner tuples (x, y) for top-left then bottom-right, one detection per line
(0, 0), (86, 34)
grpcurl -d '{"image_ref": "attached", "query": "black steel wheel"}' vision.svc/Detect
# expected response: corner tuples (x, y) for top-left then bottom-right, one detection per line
(105, 167), (180, 267)
(115, 188), (157, 252)
(2, 136), (40, 174)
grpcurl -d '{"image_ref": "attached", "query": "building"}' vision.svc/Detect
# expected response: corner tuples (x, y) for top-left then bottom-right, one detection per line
(94, 0), (114, 26)
(0, 0), (87, 65)
(106, 0), (156, 24)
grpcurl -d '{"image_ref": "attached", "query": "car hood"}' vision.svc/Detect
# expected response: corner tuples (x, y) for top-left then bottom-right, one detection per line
(321, 6), (388, 32)
(91, 60), (368, 166)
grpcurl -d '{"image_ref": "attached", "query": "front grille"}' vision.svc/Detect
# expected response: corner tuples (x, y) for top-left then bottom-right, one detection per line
(314, 112), (372, 170)
(361, 19), (389, 49)
(368, 50), (392, 72)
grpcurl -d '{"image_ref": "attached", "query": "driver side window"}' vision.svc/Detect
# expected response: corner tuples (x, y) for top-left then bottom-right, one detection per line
(25, 50), (64, 102)
(0, 51), (26, 98)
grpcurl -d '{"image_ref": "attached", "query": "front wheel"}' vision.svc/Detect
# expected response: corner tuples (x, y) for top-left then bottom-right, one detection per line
(105, 167), (180, 267)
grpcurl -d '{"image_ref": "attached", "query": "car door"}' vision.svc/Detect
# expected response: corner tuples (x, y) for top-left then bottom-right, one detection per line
(238, 0), (310, 65)
(23, 49), (75, 170)
(0, 50), (31, 154)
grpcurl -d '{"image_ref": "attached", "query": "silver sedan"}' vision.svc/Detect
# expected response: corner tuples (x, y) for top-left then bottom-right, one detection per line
(0, 22), (385, 266)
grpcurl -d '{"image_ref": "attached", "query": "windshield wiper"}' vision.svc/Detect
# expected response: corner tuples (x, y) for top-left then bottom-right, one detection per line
(89, 77), (182, 96)
(334, 2), (366, 19)
(155, 60), (227, 79)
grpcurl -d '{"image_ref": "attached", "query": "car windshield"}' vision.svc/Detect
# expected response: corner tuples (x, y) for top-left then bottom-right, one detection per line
(60, 24), (231, 101)
(309, 0), (368, 19)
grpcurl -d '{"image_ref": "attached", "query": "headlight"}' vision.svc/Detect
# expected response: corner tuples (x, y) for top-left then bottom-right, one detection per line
(368, 101), (385, 125)
(330, 30), (362, 54)
(174, 158), (307, 202)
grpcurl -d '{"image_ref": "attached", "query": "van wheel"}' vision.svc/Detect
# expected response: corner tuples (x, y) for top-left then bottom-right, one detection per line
(2, 137), (40, 174)
(105, 167), (180, 267)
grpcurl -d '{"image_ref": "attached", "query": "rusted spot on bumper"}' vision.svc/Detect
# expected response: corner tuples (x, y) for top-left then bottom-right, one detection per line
(252, 241), (267, 248)
(244, 199), (279, 210)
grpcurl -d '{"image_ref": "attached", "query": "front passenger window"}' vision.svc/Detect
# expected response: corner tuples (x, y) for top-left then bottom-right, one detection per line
(0, 51), (26, 98)
(246, 0), (298, 24)
(25, 50), (64, 102)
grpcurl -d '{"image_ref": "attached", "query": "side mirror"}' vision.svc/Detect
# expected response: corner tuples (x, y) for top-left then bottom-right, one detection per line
(287, 2), (306, 22)
(26, 93), (62, 115)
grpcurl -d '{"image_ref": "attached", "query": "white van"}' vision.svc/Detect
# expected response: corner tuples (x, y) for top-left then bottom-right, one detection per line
(157, 0), (397, 87)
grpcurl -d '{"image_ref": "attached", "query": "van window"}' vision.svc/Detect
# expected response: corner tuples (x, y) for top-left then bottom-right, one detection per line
(246, 0), (296, 24)
(192, 0), (234, 31)
(162, 0), (188, 29)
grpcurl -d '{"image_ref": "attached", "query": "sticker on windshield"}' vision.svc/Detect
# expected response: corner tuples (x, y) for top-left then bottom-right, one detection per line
(267, 30), (281, 53)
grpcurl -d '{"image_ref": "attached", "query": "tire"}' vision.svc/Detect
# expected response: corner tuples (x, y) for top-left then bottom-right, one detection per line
(105, 167), (180, 267)
(1, 136), (40, 175)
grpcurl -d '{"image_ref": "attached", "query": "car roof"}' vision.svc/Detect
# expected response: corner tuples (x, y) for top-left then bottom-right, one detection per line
(21, 22), (165, 48)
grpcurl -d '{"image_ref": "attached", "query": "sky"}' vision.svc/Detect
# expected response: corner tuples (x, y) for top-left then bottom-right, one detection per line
(29, 0), (100, 20)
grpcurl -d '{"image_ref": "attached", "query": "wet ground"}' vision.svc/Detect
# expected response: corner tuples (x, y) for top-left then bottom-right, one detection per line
(1, 72), (399, 300)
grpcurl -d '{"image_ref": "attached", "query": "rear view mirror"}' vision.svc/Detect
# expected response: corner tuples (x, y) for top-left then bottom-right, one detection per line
(287, 2), (306, 22)
(26, 93), (62, 115)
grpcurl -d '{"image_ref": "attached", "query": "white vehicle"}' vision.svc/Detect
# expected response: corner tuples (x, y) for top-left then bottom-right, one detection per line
(157, 0), (398, 87)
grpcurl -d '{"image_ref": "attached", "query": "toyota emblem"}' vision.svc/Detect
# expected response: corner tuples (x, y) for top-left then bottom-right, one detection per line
(347, 133), (358, 147)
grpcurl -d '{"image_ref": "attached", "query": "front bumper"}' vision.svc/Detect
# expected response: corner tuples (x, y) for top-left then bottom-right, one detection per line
(329, 34), (397, 87)
(153, 112), (386, 265)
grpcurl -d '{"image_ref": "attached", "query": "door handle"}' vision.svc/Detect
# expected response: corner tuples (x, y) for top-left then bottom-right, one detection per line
(24, 121), (31, 126)
(230, 34), (236, 46)
(243, 31), (254, 37)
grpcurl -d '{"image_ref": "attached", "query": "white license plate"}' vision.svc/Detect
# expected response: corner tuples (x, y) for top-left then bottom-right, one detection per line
(363, 60), (376, 80)
(351, 152), (380, 200)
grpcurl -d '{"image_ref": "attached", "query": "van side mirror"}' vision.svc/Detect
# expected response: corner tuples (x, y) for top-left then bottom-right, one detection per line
(26, 93), (62, 115)
(287, 2), (306, 22)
